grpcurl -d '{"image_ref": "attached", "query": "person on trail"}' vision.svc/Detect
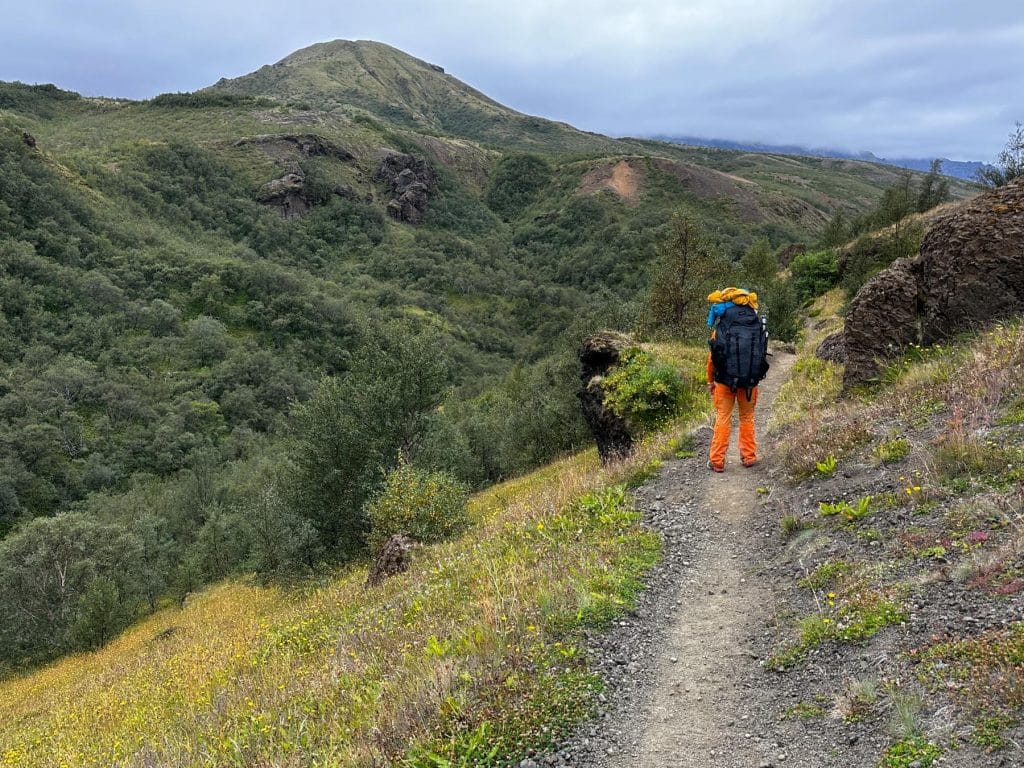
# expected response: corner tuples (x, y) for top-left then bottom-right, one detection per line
(705, 287), (769, 473)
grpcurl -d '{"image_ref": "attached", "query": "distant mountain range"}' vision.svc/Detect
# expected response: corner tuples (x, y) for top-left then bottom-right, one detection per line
(651, 135), (989, 181)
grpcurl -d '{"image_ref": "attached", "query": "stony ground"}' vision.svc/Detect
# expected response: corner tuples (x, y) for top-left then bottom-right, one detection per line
(528, 348), (1023, 768)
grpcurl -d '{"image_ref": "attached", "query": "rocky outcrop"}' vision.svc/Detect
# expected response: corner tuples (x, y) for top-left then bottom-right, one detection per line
(234, 133), (354, 161)
(365, 534), (419, 588)
(843, 180), (1024, 387)
(257, 172), (309, 219)
(578, 332), (635, 463)
(814, 330), (847, 363)
(374, 152), (437, 224)
(776, 243), (805, 267)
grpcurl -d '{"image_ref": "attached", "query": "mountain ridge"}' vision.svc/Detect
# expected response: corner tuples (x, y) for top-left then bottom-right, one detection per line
(652, 134), (989, 181)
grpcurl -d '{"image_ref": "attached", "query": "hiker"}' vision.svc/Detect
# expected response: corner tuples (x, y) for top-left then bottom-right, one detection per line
(706, 288), (769, 472)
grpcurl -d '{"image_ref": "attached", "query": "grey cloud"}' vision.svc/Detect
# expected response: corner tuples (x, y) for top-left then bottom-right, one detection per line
(1, 0), (1020, 160)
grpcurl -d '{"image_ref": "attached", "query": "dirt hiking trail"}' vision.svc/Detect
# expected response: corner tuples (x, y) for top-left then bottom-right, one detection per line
(548, 349), (798, 768)
(621, 350), (796, 767)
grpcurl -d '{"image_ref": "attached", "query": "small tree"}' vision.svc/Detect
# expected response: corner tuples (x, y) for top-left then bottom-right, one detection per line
(819, 209), (850, 248)
(289, 322), (450, 558)
(977, 121), (1024, 187)
(642, 215), (730, 339)
(740, 237), (779, 292)
(70, 577), (124, 649)
(916, 159), (951, 212)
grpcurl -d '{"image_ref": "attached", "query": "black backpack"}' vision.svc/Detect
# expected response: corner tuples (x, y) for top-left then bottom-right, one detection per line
(710, 304), (769, 399)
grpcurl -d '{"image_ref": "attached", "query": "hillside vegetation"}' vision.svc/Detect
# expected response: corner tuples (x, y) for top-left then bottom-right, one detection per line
(764, 296), (1024, 766)
(0, 39), (980, 677)
(0, 343), (708, 768)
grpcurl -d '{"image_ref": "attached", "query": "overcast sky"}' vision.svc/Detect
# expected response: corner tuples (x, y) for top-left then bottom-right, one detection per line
(3, 0), (1021, 160)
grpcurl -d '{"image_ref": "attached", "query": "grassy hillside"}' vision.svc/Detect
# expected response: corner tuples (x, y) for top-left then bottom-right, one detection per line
(764, 296), (1024, 765)
(0, 39), (981, 677)
(203, 39), (619, 155)
(0, 344), (708, 768)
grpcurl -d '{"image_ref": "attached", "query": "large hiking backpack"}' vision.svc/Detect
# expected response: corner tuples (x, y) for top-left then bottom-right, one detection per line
(710, 304), (769, 398)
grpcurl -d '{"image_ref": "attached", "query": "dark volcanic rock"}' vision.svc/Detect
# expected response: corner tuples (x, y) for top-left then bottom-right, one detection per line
(917, 180), (1024, 342)
(843, 257), (921, 385)
(374, 152), (437, 224)
(257, 172), (309, 219)
(234, 133), (354, 161)
(365, 534), (418, 588)
(843, 179), (1024, 388)
(578, 332), (634, 463)
(815, 330), (847, 363)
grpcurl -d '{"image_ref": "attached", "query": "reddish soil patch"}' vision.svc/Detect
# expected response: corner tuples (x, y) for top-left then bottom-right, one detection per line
(579, 158), (643, 204)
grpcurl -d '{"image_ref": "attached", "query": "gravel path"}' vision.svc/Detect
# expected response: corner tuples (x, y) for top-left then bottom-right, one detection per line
(531, 350), (799, 768)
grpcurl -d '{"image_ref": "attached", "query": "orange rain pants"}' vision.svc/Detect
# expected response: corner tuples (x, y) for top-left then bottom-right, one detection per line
(709, 383), (758, 469)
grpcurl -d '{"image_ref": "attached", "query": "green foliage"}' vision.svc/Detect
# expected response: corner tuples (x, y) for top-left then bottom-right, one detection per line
(818, 496), (872, 522)
(485, 154), (552, 220)
(815, 454), (838, 476)
(916, 160), (951, 212)
(148, 92), (275, 109)
(289, 322), (451, 557)
(365, 462), (470, 554)
(880, 737), (942, 768)
(798, 561), (852, 590)
(0, 513), (144, 665)
(739, 238), (800, 342)
(779, 514), (809, 538)
(0, 81), (80, 117)
(641, 215), (730, 339)
(739, 237), (778, 290)
(602, 348), (689, 433)
(790, 250), (839, 301)
(874, 438), (911, 464)
(976, 121), (1023, 187)
(70, 576), (126, 649)
(819, 209), (850, 248)
(763, 278), (801, 343)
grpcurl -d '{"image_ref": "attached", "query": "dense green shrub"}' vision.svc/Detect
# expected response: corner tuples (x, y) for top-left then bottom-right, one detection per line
(764, 279), (801, 343)
(365, 462), (470, 554)
(148, 92), (275, 109)
(485, 153), (552, 220)
(288, 322), (451, 557)
(790, 249), (839, 301)
(602, 348), (689, 432)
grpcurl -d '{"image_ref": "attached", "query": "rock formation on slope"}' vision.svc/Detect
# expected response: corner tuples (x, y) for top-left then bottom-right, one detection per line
(374, 152), (437, 224)
(257, 172), (309, 219)
(365, 534), (419, 587)
(234, 133), (355, 162)
(578, 332), (635, 463)
(843, 179), (1024, 387)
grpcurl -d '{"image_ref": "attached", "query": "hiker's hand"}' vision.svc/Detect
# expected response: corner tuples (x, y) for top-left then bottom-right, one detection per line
(707, 382), (715, 396)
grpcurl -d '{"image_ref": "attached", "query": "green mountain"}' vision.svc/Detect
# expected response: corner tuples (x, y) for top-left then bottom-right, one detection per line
(204, 39), (619, 153)
(0, 40), (978, 671)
